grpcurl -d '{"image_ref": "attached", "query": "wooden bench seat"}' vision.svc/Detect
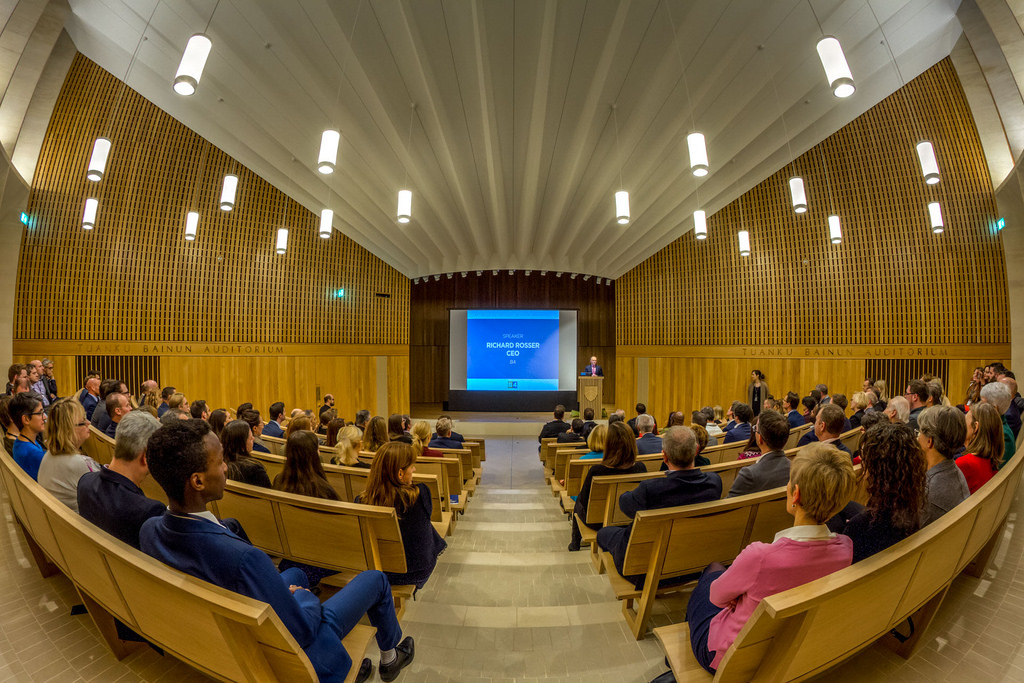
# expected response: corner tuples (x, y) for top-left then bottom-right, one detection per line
(0, 442), (375, 683)
(784, 422), (812, 449)
(651, 447), (1024, 681)
(261, 434), (286, 455)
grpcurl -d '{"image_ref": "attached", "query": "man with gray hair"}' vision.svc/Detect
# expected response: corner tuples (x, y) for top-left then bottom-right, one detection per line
(596, 426), (722, 583)
(816, 384), (831, 405)
(77, 411), (165, 549)
(980, 381), (1016, 465)
(635, 414), (662, 454)
(884, 396), (910, 424)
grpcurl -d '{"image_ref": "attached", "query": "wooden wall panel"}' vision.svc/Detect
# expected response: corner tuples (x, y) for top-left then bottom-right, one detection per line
(409, 272), (616, 405)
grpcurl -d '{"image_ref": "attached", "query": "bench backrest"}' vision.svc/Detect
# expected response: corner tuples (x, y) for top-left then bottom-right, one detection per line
(0, 442), (317, 681)
(839, 426), (863, 453)
(324, 465), (444, 524)
(261, 434), (286, 455)
(463, 441), (483, 468)
(433, 447), (474, 483)
(701, 439), (748, 464)
(82, 425), (115, 465)
(785, 422), (812, 449)
(565, 453), (665, 500)
(553, 446), (590, 482)
(414, 456), (463, 506)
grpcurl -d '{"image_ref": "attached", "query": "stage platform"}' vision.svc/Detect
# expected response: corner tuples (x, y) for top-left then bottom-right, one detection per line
(409, 404), (613, 437)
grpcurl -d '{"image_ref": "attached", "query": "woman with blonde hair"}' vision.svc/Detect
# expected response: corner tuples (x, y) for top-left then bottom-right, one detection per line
(37, 398), (98, 512)
(143, 390), (160, 411)
(410, 420), (442, 458)
(363, 415), (389, 453)
(331, 425), (369, 469)
(358, 442), (447, 588)
(849, 392), (869, 428)
(580, 423), (607, 460)
(957, 403), (1003, 493)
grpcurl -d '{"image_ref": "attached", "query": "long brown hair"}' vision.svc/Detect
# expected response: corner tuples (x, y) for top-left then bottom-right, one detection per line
(326, 418), (347, 447)
(602, 421), (639, 469)
(273, 431), (339, 500)
(966, 403), (1004, 472)
(858, 422), (925, 532)
(363, 415), (388, 452)
(284, 415), (312, 439)
(360, 442), (419, 514)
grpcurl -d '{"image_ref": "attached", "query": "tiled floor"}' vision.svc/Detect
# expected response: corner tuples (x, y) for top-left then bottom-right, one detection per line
(1, 435), (1023, 681)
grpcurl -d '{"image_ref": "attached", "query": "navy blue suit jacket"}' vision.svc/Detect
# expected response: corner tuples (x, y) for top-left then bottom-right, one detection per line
(786, 410), (804, 429)
(581, 364), (604, 377)
(263, 421), (285, 438)
(429, 436), (464, 450)
(796, 431), (853, 456)
(723, 423), (752, 444)
(636, 434), (663, 455)
(431, 431), (464, 443)
(78, 467), (165, 549)
(141, 512), (348, 681)
(80, 391), (99, 421)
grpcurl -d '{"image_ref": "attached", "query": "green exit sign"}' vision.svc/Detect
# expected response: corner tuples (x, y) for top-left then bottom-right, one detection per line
(996, 217), (1005, 231)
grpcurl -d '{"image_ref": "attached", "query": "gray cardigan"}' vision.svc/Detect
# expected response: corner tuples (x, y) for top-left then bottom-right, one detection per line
(921, 459), (969, 526)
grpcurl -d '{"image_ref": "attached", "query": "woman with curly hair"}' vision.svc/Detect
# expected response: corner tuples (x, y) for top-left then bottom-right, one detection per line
(957, 403), (1003, 493)
(827, 422), (926, 562)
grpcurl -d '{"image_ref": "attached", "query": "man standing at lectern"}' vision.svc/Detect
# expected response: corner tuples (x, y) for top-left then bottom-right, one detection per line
(582, 356), (604, 377)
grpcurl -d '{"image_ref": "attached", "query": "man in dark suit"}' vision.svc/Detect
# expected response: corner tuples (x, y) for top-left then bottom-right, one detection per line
(905, 379), (929, 431)
(79, 377), (101, 421)
(538, 404), (570, 444)
(784, 392), (804, 429)
(157, 386), (175, 417)
(140, 420), (414, 683)
(91, 379), (121, 432)
(796, 404), (852, 456)
(816, 384), (831, 405)
(723, 403), (753, 444)
(581, 355), (604, 377)
(580, 407), (598, 440)
(635, 414), (662, 454)
(627, 403), (657, 437)
(596, 426), (722, 580)
(430, 414), (464, 443)
(430, 416), (464, 449)
(263, 402), (286, 438)
(728, 410), (791, 497)
(557, 418), (586, 444)
(104, 392), (130, 439)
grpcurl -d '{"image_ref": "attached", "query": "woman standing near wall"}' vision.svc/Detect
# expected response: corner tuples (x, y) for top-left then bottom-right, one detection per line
(747, 371), (768, 417)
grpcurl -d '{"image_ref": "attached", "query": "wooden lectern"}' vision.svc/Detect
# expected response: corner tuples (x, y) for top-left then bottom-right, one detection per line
(578, 376), (603, 416)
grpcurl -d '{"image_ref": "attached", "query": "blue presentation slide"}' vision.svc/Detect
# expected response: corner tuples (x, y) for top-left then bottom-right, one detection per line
(467, 310), (559, 390)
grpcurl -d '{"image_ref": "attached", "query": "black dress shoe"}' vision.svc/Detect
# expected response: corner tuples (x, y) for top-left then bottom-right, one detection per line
(380, 636), (414, 682)
(567, 542), (581, 551)
(354, 658), (373, 683)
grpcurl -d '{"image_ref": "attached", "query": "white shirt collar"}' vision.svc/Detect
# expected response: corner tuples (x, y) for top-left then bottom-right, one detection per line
(170, 509), (225, 527)
(773, 524), (835, 543)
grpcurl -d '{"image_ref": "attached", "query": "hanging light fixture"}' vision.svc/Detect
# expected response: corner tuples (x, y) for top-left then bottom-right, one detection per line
(173, 34), (213, 96)
(687, 133), (709, 176)
(184, 211), (199, 241)
(789, 177), (808, 213)
(319, 208), (333, 239)
(816, 37), (855, 98)
(276, 228), (289, 254)
(928, 202), (944, 233)
(738, 230), (751, 257)
(916, 141), (940, 185)
(219, 174), (238, 211)
(82, 198), (99, 230)
(693, 210), (707, 240)
(828, 215), (842, 244)
(397, 189), (412, 223)
(318, 129), (340, 174)
(615, 191), (630, 225)
(86, 138), (112, 182)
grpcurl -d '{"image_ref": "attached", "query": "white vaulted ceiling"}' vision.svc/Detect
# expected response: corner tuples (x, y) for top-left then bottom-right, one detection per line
(63, 0), (962, 279)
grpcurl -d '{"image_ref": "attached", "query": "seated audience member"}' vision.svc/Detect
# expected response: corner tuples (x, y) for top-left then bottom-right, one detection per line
(316, 409), (334, 436)
(884, 396), (910, 424)
(558, 418), (587, 444)
(905, 379), (929, 430)
(429, 417), (463, 449)
(160, 409), (190, 425)
(627, 403), (657, 437)
(38, 398), (99, 512)
(364, 416), (389, 453)
(26, 361), (48, 407)
(999, 376), (1022, 438)
(263, 402), (286, 438)
(220, 420), (272, 488)
(1005, 371), (1024, 414)
(143, 421), (414, 682)
(240, 409), (270, 453)
(388, 413), (413, 444)
(581, 407), (598, 440)
(285, 415), (312, 439)
(682, 425), (712, 468)
(864, 389), (879, 413)
(872, 380), (888, 412)
(722, 404), (753, 444)
(410, 420), (442, 458)
(5, 363), (25, 395)
(104, 392), (131, 439)
(683, 444), (856, 674)
(142, 389), (161, 411)
(728, 410), (791, 497)
(703, 407), (724, 436)
(827, 423), (925, 562)
(957, 403), (1003, 494)
(167, 393), (189, 415)
(319, 394), (335, 416)
(831, 393), (852, 431)
(77, 411), (164, 549)
(800, 396), (817, 424)
(539, 405), (571, 443)
(326, 417), (348, 448)
(157, 386), (176, 416)
(189, 399), (210, 421)
(918, 406), (970, 526)
(358, 442), (447, 589)
(815, 385), (830, 404)
(797, 404), (852, 455)
(635, 414), (662, 454)
(1, 395), (16, 453)
(721, 402), (740, 432)
(854, 412), (889, 461)
(10, 393), (46, 479)
(581, 424), (607, 461)
(665, 411), (686, 428)
(208, 409), (228, 437)
(691, 411), (717, 447)
(607, 410), (625, 425)
(236, 402), (253, 418)
(597, 426), (721, 581)
(79, 377), (101, 420)
(736, 426), (761, 461)
(137, 379), (159, 409)
(568, 422), (647, 551)
(331, 425), (369, 468)
(90, 379), (121, 431)
(354, 409), (370, 430)
(849, 392), (868, 428)
(979, 381), (1016, 466)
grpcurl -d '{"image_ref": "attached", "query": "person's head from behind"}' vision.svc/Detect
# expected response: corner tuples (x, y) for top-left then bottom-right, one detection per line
(926, 380), (945, 408)
(885, 396), (910, 423)
(363, 441), (418, 512)
(220, 420), (253, 462)
(801, 396), (816, 413)
(831, 394), (848, 412)
(965, 403), (1004, 473)
(634, 403), (647, 416)
(603, 421), (638, 469)
(190, 399), (209, 420)
(364, 415), (388, 450)
(46, 398), (89, 456)
(662, 426), (697, 469)
(788, 443), (856, 524)
(815, 383), (829, 397)
(756, 409), (790, 451)
(917, 406), (967, 460)
(636, 414), (654, 435)
(269, 401), (285, 422)
(815, 404), (846, 439)
(733, 403), (753, 424)
(282, 430), (324, 474)
(668, 411), (686, 427)
(553, 404), (566, 420)
(690, 411), (708, 428)
(332, 425), (364, 466)
(7, 363), (23, 386)
(285, 415), (312, 438)
(435, 416), (453, 437)
(809, 388), (822, 403)
(608, 412), (623, 425)
(857, 422), (925, 531)
(587, 424), (607, 453)
(570, 418), (584, 434)
(0, 394), (12, 431)
(210, 409), (228, 433)
(319, 409), (334, 430)
(160, 386), (176, 403)
(980, 381), (1012, 414)
(387, 413), (405, 437)
(236, 402), (253, 417)
(410, 420), (432, 451)
(240, 409), (263, 436)
(355, 409), (370, 427)
(859, 410), (888, 431)
(113, 410), (161, 466)
(98, 379), (120, 401)
(147, 420), (222, 506)
(689, 424), (709, 453)
(326, 417), (348, 447)
(583, 407), (595, 422)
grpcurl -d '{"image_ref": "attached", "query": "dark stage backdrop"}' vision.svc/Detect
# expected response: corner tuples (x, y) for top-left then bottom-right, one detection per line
(410, 272), (616, 406)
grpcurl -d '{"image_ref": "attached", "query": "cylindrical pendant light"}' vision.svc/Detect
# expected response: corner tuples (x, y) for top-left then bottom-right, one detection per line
(738, 230), (750, 256)
(86, 138), (112, 182)
(828, 215), (842, 244)
(928, 202), (944, 233)
(615, 190), (630, 224)
(694, 210), (707, 239)
(276, 228), (289, 254)
(82, 198), (98, 230)
(397, 189), (412, 223)
(219, 174), (238, 211)
(816, 36), (855, 98)
(184, 211), (199, 241)
(687, 133), (709, 177)
(318, 129), (340, 174)
(319, 208), (333, 239)
(916, 141), (940, 185)
(173, 34), (213, 96)
(789, 177), (808, 213)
